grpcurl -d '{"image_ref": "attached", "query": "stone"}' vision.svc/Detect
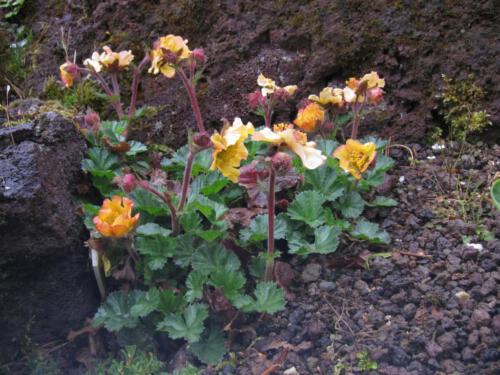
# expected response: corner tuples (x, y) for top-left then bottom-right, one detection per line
(0, 107), (98, 363)
(471, 309), (491, 327)
(318, 280), (336, 291)
(301, 263), (322, 283)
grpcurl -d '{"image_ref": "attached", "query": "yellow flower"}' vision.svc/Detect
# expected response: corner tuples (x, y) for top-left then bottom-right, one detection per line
(360, 71), (385, 89)
(93, 195), (140, 237)
(252, 123), (326, 169)
(148, 35), (191, 78)
(59, 62), (77, 88)
(293, 103), (325, 132)
(257, 73), (297, 97)
(210, 117), (254, 182)
(84, 46), (134, 72)
(308, 87), (344, 107)
(333, 139), (377, 180)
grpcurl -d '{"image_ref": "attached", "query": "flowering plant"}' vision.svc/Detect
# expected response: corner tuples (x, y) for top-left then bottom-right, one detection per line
(67, 35), (396, 367)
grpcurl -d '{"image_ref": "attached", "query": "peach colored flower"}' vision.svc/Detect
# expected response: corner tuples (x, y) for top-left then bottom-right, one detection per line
(93, 195), (140, 237)
(257, 73), (297, 97)
(293, 102), (325, 132)
(253, 123), (326, 169)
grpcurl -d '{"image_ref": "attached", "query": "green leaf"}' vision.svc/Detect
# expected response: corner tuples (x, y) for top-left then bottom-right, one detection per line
(336, 191), (365, 219)
(239, 214), (287, 245)
(100, 120), (127, 144)
(191, 243), (241, 276)
(210, 270), (246, 300)
(367, 196), (398, 207)
(157, 303), (209, 343)
(316, 139), (339, 155)
(234, 282), (285, 314)
(135, 235), (175, 270)
(131, 188), (170, 217)
(163, 146), (212, 175)
(288, 225), (340, 256)
(491, 179), (500, 210)
(190, 326), (226, 365)
(136, 223), (171, 237)
(126, 141), (148, 156)
(362, 155), (395, 187)
(82, 203), (99, 231)
(179, 210), (203, 232)
(360, 136), (388, 150)
(190, 172), (229, 197)
(82, 147), (119, 176)
(249, 256), (266, 279)
(92, 291), (144, 331)
(196, 228), (226, 242)
(303, 164), (345, 201)
(190, 195), (228, 223)
(287, 191), (326, 228)
(350, 219), (390, 245)
(157, 289), (183, 314)
(173, 234), (200, 267)
(130, 288), (160, 318)
(185, 271), (207, 303)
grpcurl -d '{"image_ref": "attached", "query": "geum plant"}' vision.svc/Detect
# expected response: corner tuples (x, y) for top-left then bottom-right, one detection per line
(66, 34), (396, 366)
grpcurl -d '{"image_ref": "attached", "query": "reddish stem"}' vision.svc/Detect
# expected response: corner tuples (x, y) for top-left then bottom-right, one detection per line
(90, 70), (125, 119)
(128, 55), (150, 119)
(141, 182), (178, 234)
(264, 164), (276, 281)
(177, 148), (196, 212)
(177, 68), (205, 133)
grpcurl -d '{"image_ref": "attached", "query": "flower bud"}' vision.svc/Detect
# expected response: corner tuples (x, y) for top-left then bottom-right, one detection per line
(113, 173), (137, 193)
(248, 90), (266, 109)
(192, 48), (206, 66)
(271, 151), (292, 172)
(84, 110), (100, 133)
(193, 131), (212, 149)
(368, 87), (383, 104)
(59, 61), (80, 88)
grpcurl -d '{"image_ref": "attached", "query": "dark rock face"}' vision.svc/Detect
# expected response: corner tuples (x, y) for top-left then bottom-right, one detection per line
(14, 0), (500, 146)
(0, 108), (98, 363)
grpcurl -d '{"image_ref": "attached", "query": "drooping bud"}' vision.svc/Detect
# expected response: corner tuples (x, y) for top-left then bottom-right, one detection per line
(113, 173), (137, 193)
(368, 87), (383, 104)
(193, 131), (212, 149)
(271, 151), (292, 172)
(192, 48), (206, 66)
(59, 61), (80, 88)
(248, 90), (266, 109)
(84, 109), (100, 133)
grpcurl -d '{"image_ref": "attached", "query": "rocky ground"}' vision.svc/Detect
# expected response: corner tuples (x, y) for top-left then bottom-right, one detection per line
(222, 142), (499, 374)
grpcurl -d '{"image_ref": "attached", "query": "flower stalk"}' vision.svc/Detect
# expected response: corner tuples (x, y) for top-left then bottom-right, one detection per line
(178, 68), (205, 133)
(177, 148), (196, 212)
(140, 181), (179, 235)
(264, 163), (276, 281)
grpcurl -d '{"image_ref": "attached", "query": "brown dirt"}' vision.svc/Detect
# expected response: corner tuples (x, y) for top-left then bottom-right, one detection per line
(4, 0), (500, 146)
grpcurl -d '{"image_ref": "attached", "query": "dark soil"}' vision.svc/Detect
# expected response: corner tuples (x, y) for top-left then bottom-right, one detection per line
(3, 0), (500, 146)
(225, 142), (499, 374)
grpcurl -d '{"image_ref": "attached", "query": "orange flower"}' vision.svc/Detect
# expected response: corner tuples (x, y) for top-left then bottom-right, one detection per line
(93, 195), (140, 237)
(293, 103), (325, 132)
(333, 139), (377, 180)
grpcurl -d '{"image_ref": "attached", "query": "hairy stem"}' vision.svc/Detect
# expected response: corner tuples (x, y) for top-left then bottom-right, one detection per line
(178, 68), (205, 133)
(177, 148), (197, 212)
(90, 70), (125, 119)
(141, 182), (178, 234)
(128, 55), (150, 119)
(264, 165), (276, 281)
